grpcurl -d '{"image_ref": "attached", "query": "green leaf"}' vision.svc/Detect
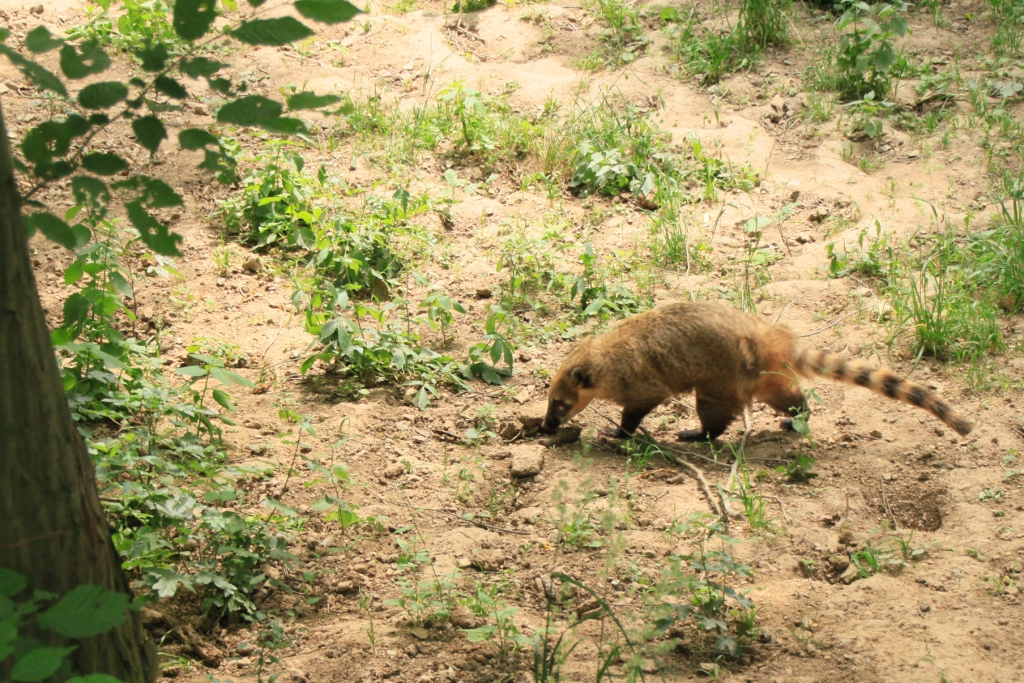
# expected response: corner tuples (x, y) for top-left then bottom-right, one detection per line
(0, 45), (67, 96)
(78, 81), (128, 109)
(25, 26), (64, 53)
(71, 176), (110, 209)
(82, 152), (129, 175)
(0, 569), (27, 598)
(173, 0), (218, 41)
(890, 15), (909, 37)
(871, 46), (897, 72)
(137, 42), (169, 71)
(154, 75), (188, 99)
(212, 389), (236, 411)
(178, 128), (219, 150)
(287, 91), (341, 110)
(11, 647), (77, 681)
(231, 17), (314, 46)
(38, 585), (129, 638)
(59, 41), (110, 79)
(27, 212), (88, 251)
(132, 116), (167, 154)
(64, 258), (85, 285)
(125, 200), (182, 256)
(175, 365), (209, 377)
(22, 121), (75, 165)
(66, 675), (125, 683)
(109, 271), (133, 298)
(295, 0), (363, 24)
(216, 95), (282, 125)
(180, 56), (227, 78)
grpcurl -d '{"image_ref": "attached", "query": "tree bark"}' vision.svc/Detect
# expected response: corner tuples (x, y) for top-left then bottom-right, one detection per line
(0, 101), (158, 681)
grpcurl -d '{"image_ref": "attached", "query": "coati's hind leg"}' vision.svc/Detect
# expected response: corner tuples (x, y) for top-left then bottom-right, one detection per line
(600, 400), (663, 439)
(678, 393), (743, 442)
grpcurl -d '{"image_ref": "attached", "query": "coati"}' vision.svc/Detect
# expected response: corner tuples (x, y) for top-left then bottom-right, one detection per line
(542, 301), (973, 441)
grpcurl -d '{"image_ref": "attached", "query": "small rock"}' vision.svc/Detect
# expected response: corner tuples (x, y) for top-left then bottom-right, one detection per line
(30, 4), (43, 13)
(162, 666), (182, 678)
(383, 463), (406, 479)
(404, 644), (419, 657)
(839, 564), (859, 584)
(475, 288), (492, 299)
(450, 605), (483, 629)
(919, 602), (931, 612)
(809, 206), (831, 223)
(513, 389), (532, 404)
(934, 427), (945, 437)
(409, 627), (430, 639)
(216, 277), (226, 287)
(538, 425), (582, 447)
(290, 671), (310, 683)
(249, 443), (269, 455)
(242, 257), (261, 273)
(234, 657), (251, 670)
(498, 422), (520, 440)
(510, 445), (545, 477)
(457, 557), (472, 569)
(796, 233), (813, 244)
(470, 549), (505, 572)
(870, 429), (883, 439)
(334, 580), (357, 595)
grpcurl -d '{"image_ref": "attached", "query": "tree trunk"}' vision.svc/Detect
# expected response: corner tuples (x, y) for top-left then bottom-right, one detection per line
(0, 101), (158, 681)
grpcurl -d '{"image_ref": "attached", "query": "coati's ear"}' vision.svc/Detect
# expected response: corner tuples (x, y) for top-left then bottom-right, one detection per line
(568, 366), (592, 388)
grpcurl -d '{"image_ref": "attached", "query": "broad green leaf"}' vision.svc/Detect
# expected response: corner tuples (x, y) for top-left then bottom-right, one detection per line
(11, 647), (77, 682)
(0, 569), (26, 598)
(287, 91), (341, 110)
(59, 41), (110, 79)
(109, 271), (133, 298)
(66, 676), (125, 683)
(295, 0), (362, 24)
(125, 199), (182, 256)
(132, 116), (167, 154)
(173, 0), (218, 41)
(22, 120), (77, 164)
(216, 95), (282, 125)
(872, 46), (897, 72)
(78, 81), (128, 109)
(137, 42), (169, 71)
(0, 27), (9, 41)
(38, 585), (129, 638)
(0, 45), (67, 96)
(231, 17), (314, 46)
(64, 259), (85, 285)
(82, 152), (129, 175)
(154, 75), (188, 99)
(178, 128), (218, 150)
(0, 620), (16, 661)
(72, 176), (111, 208)
(27, 212), (87, 251)
(212, 389), (236, 411)
(180, 56), (227, 78)
(25, 26), (64, 53)
(175, 365), (209, 377)
(113, 175), (183, 207)
(890, 15), (909, 37)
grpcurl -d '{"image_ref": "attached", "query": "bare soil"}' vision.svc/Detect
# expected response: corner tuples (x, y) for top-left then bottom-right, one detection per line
(4, 0), (1024, 680)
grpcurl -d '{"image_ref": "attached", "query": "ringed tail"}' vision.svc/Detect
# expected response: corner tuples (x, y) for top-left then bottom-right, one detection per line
(791, 348), (973, 437)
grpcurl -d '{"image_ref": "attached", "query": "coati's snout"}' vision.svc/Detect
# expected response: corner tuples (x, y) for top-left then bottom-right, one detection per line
(542, 366), (592, 433)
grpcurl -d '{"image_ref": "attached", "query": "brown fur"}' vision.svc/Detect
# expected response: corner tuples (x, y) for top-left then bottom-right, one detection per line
(542, 302), (973, 441)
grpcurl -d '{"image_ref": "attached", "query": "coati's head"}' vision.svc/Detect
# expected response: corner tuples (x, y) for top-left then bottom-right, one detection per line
(542, 364), (595, 433)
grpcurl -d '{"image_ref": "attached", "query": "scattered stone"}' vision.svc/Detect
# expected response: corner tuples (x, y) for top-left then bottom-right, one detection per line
(450, 605), (483, 629)
(457, 557), (473, 569)
(383, 463), (406, 479)
(162, 666), (183, 678)
(538, 425), (582, 447)
(509, 507), (544, 524)
(475, 288), (493, 299)
(242, 257), (261, 273)
(470, 549), (505, 572)
(249, 443), (270, 455)
(216, 277), (226, 287)
(30, 4), (43, 13)
(809, 206), (831, 223)
(518, 414), (544, 436)
(934, 427), (945, 437)
(839, 564), (859, 584)
(409, 627), (430, 640)
(869, 429), (883, 439)
(513, 388), (532, 404)
(796, 233), (813, 244)
(509, 445), (545, 477)
(498, 422), (520, 440)
(290, 670), (310, 683)
(838, 530), (856, 545)
(334, 580), (357, 595)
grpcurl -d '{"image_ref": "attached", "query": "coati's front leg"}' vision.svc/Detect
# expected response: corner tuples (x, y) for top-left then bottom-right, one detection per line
(763, 388), (809, 432)
(600, 401), (662, 439)
(678, 394), (743, 442)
